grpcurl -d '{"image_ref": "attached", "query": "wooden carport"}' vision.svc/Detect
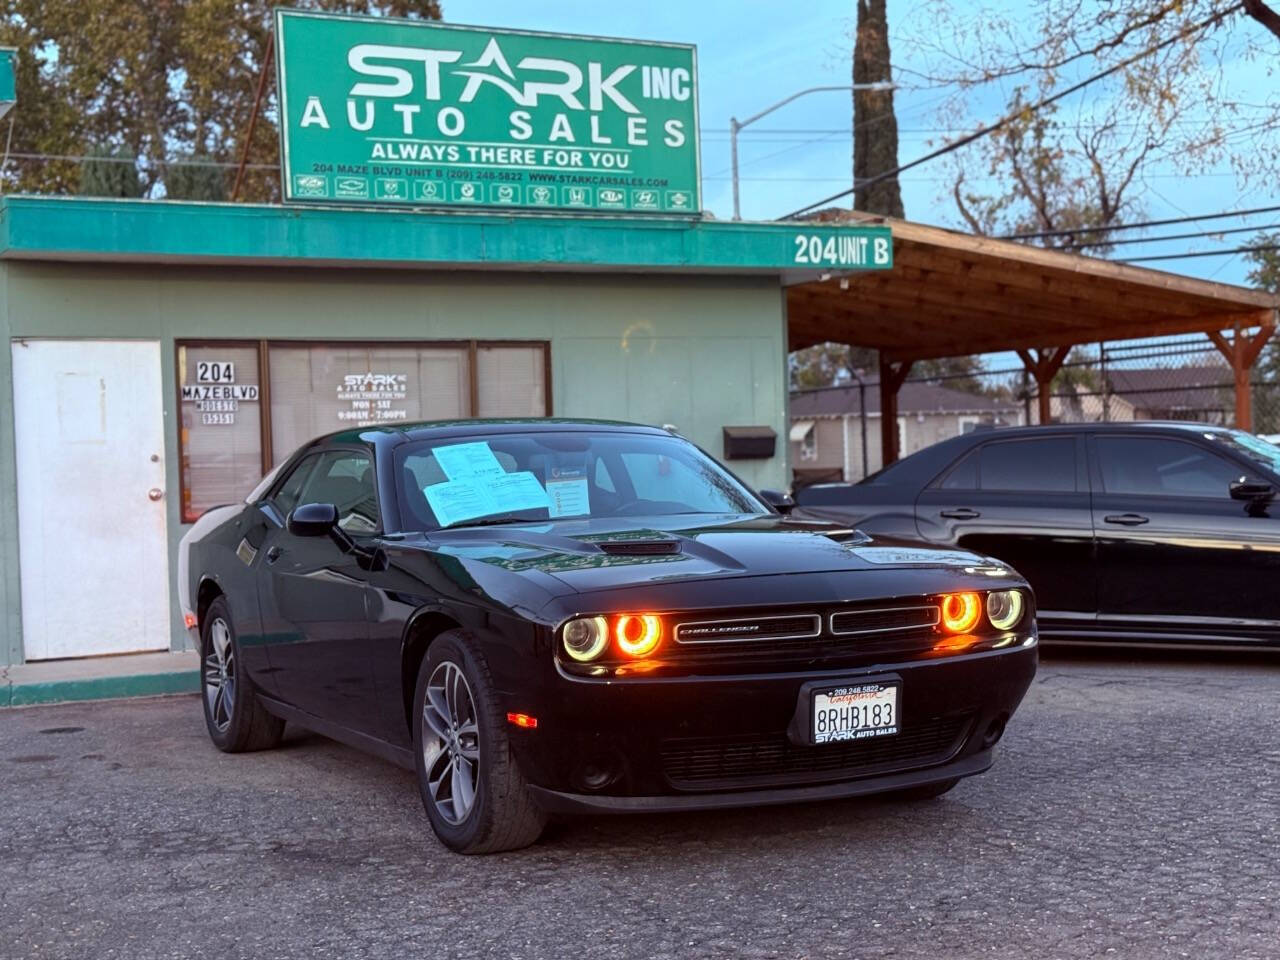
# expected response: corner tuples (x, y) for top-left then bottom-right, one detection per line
(787, 217), (1279, 466)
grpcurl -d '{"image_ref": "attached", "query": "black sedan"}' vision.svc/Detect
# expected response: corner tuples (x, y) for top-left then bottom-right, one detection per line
(795, 421), (1280, 650)
(179, 420), (1037, 853)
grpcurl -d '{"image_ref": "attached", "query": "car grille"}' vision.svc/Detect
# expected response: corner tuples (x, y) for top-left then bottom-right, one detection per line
(660, 713), (973, 790)
(830, 605), (939, 636)
(659, 603), (942, 667)
(675, 614), (822, 643)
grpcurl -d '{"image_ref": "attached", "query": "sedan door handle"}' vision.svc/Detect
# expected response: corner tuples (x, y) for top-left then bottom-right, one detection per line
(1104, 513), (1149, 526)
(939, 508), (981, 520)
(265, 545), (283, 564)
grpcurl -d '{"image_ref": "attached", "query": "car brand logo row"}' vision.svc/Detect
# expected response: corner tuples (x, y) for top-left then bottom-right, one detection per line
(292, 174), (693, 212)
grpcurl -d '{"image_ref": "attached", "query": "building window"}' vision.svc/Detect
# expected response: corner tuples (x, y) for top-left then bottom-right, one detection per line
(177, 339), (549, 522)
(177, 342), (264, 521)
(267, 343), (472, 463)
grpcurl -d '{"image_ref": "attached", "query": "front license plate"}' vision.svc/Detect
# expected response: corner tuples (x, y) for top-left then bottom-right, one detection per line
(812, 682), (900, 744)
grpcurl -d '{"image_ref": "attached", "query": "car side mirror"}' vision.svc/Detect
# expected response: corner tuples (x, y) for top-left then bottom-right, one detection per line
(288, 502), (339, 537)
(759, 488), (796, 514)
(1230, 478), (1275, 503)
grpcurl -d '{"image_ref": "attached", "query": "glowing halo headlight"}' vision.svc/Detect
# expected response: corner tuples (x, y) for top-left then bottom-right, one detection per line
(562, 616), (609, 662)
(614, 614), (663, 658)
(940, 592), (982, 634)
(986, 590), (1025, 631)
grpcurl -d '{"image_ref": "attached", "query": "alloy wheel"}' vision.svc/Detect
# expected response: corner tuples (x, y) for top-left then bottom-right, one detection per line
(203, 618), (236, 732)
(422, 661), (481, 825)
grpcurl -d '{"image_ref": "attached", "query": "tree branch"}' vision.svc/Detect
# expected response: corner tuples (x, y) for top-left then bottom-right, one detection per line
(1243, 0), (1280, 39)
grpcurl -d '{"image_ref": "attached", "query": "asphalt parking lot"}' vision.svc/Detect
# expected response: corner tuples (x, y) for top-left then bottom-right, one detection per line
(2, 650), (1277, 960)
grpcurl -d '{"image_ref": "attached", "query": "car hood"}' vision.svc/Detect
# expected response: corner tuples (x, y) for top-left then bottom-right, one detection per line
(422, 514), (997, 594)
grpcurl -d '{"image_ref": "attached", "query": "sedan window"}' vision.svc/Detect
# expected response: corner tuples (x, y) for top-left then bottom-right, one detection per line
(271, 455), (317, 518)
(979, 438), (1076, 493)
(298, 451), (380, 533)
(1096, 437), (1243, 499)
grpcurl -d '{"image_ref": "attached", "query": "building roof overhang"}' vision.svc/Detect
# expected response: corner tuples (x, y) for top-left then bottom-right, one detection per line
(787, 215), (1278, 358)
(0, 195), (883, 278)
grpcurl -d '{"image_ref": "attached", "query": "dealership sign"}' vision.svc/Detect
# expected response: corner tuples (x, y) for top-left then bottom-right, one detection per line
(274, 10), (701, 215)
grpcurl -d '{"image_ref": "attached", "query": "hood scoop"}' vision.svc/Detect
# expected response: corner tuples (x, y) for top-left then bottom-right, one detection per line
(596, 539), (683, 556)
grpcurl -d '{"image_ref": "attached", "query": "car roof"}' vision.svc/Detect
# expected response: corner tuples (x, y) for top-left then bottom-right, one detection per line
(307, 417), (672, 449)
(961, 421), (1235, 438)
(858, 420), (1242, 487)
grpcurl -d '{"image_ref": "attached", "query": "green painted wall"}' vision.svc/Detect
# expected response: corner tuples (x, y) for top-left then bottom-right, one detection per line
(0, 261), (788, 665)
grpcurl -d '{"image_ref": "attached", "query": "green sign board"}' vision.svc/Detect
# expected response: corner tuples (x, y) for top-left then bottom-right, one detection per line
(274, 10), (701, 215)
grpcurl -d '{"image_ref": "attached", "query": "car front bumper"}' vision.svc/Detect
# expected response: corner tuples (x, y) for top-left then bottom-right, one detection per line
(501, 639), (1038, 810)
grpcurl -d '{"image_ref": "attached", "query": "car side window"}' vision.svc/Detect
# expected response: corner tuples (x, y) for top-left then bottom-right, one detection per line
(271, 455), (317, 518)
(298, 450), (380, 533)
(939, 449), (979, 489)
(979, 438), (1077, 493)
(1096, 437), (1243, 498)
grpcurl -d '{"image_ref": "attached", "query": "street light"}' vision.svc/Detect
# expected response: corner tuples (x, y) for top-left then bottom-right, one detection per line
(729, 82), (896, 221)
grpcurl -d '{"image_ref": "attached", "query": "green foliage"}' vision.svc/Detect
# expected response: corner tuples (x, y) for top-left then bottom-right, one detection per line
(1, 1), (443, 199)
(1245, 233), (1280, 293)
(789, 343), (992, 395)
(1244, 234), (1280, 433)
(164, 156), (227, 202)
(77, 146), (143, 197)
(789, 343), (876, 390)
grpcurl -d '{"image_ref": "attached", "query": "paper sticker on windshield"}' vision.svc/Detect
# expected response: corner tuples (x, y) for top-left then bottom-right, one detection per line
(432, 442), (505, 481)
(424, 471), (551, 527)
(546, 467), (590, 518)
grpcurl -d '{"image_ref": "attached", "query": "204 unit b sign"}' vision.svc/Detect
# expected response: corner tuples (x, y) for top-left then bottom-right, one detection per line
(274, 9), (700, 215)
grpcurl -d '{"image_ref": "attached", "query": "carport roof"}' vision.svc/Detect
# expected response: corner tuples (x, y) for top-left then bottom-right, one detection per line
(787, 216), (1278, 360)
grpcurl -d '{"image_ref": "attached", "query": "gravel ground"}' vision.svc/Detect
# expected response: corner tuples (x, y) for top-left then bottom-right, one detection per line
(1, 649), (1276, 960)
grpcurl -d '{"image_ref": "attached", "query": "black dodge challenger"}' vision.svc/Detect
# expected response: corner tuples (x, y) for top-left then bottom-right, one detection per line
(179, 420), (1037, 853)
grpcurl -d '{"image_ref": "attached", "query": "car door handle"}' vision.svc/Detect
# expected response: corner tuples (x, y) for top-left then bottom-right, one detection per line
(1104, 514), (1149, 526)
(939, 508), (981, 519)
(265, 545), (283, 564)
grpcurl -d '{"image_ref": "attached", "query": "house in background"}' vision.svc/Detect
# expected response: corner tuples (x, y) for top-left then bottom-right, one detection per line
(790, 382), (1023, 485)
(1051, 365), (1234, 425)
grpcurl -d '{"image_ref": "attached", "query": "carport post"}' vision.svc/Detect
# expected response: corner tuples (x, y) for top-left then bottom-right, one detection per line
(1207, 321), (1274, 431)
(1016, 347), (1070, 426)
(878, 355), (914, 466)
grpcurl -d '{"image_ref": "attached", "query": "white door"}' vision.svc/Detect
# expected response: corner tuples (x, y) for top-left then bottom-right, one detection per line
(12, 340), (170, 659)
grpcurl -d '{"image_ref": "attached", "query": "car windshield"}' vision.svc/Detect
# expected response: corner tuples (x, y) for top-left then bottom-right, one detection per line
(395, 430), (766, 530)
(1209, 429), (1280, 474)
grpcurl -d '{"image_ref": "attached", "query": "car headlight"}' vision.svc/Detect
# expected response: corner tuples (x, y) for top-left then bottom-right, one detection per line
(614, 614), (663, 658)
(562, 616), (609, 662)
(940, 592), (982, 633)
(986, 590), (1025, 631)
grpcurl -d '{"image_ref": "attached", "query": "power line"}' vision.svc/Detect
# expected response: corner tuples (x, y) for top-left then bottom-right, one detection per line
(780, 3), (1244, 220)
(1007, 203), (1280, 241)
(1122, 242), (1280, 263)
(1060, 220), (1280, 250)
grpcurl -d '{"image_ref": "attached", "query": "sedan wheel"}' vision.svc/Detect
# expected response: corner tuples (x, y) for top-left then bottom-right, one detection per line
(198, 595), (284, 753)
(412, 631), (547, 854)
(422, 661), (481, 825)
(203, 617), (236, 733)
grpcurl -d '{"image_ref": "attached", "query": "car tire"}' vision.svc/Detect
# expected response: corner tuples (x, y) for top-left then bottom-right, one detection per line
(412, 630), (547, 854)
(887, 777), (961, 802)
(200, 596), (285, 753)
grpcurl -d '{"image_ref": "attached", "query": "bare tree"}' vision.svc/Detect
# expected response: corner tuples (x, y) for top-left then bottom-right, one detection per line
(902, 0), (1280, 246)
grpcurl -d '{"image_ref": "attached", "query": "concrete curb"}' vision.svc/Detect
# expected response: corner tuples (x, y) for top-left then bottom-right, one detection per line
(1, 670), (200, 708)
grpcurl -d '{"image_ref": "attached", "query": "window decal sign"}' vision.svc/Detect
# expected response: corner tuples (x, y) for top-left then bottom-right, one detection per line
(275, 9), (700, 215)
(180, 360), (259, 426)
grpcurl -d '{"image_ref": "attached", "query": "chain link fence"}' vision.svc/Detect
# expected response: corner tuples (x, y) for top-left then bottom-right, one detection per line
(907, 334), (1280, 437)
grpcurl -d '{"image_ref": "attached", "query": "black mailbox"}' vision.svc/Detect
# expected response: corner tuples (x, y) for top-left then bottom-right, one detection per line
(722, 425), (777, 460)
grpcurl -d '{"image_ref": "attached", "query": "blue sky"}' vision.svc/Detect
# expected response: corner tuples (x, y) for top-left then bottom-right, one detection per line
(457, 0), (1279, 289)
